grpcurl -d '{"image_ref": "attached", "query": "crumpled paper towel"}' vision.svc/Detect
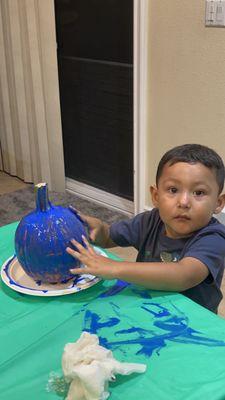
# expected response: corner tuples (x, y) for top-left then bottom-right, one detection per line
(62, 331), (147, 400)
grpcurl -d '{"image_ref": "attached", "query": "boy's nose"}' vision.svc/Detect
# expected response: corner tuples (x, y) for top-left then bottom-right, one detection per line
(177, 192), (191, 208)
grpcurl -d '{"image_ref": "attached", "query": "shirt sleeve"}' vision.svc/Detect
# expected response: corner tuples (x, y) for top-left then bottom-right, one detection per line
(183, 232), (225, 281)
(109, 213), (145, 248)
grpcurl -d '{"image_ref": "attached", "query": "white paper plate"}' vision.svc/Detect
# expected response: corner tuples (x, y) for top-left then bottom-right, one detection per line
(1, 247), (106, 296)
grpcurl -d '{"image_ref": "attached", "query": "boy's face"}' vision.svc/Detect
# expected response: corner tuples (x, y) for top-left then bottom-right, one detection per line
(150, 162), (225, 239)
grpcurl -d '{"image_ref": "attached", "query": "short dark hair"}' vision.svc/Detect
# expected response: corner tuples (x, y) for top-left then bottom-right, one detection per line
(156, 144), (225, 193)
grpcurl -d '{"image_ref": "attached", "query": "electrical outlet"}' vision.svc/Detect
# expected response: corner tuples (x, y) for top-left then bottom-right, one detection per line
(205, 0), (225, 27)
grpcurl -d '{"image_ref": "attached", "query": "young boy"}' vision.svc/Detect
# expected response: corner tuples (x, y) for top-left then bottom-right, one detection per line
(67, 144), (225, 313)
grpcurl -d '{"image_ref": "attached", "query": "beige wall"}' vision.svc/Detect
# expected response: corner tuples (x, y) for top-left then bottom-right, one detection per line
(146, 0), (225, 207)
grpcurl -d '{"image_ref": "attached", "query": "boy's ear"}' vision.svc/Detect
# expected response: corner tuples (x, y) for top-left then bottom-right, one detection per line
(214, 194), (225, 214)
(150, 185), (159, 208)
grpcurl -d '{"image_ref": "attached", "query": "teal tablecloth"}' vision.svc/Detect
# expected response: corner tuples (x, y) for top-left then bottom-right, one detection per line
(1, 222), (225, 400)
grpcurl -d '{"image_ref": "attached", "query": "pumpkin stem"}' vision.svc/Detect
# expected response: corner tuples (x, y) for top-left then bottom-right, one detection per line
(35, 183), (51, 212)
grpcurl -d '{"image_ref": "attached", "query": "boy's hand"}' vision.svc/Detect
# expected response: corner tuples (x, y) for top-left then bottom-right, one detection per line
(66, 236), (116, 279)
(69, 206), (113, 247)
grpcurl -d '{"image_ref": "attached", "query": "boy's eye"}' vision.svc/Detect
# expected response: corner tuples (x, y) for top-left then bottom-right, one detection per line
(168, 187), (177, 194)
(193, 190), (205, 196)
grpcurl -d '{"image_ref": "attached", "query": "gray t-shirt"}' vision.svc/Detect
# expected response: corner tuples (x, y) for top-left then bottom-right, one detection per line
(110, 208), (225, 313)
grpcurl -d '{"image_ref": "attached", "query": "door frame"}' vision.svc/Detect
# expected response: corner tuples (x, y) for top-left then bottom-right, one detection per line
(66, 0), (149, 216)
(133, 0), (148, 214)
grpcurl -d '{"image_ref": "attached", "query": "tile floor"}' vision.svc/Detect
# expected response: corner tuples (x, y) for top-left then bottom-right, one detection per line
(1, 171), (225, 318)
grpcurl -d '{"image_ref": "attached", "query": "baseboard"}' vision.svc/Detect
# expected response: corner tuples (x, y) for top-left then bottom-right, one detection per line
(66, 178), (134, 216)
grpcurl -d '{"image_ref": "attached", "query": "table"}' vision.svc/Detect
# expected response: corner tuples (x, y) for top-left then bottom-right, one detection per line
(1, 222), (225, 400)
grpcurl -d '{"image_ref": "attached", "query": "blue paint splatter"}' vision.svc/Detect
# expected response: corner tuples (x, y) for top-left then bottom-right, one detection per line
(84, 310), (120, 334)
(82, 301), (225, 358)
(141, 302), (172, 318)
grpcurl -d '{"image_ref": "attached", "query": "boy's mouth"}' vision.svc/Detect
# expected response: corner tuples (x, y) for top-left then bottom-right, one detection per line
(174, 215), (191, 221)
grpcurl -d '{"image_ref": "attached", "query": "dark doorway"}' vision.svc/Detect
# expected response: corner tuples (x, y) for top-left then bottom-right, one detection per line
(55, 0), (133, 201)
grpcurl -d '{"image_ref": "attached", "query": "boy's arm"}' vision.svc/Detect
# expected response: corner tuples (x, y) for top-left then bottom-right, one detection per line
(67, 238), (209, 292)
(109, 257), (209, 291)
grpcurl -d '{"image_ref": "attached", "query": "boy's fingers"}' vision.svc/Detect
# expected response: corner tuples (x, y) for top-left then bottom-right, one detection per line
(70, 239), (86, 253)
(69, 206), (89, 227)
(66, 246), (82, 259)
(68, 205), (79, 213)
(88, 232), (96, 242)
(69, 205), (83, 219)
(81, 235), (95, 254)
(70, 267), (87, 275)
(70, 268), (80, 274)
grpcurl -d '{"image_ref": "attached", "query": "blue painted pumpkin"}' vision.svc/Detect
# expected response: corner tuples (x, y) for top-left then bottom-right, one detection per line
(15, 183), (87, 284)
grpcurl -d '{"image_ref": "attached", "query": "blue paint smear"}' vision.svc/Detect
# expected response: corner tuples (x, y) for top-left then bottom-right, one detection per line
(99, 280), (131, 297)
(99, 279), (152, 299)
(141, 302), (172, 318)
(3, 257), (48, 293)
(72, 303), (89, 317)
(131, 287), (152, 299)
(84, 310), (120, 334)
(82, 301), (225, 358)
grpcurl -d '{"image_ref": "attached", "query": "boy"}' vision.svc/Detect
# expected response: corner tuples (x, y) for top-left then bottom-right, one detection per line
(67, 144), (225, 313)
